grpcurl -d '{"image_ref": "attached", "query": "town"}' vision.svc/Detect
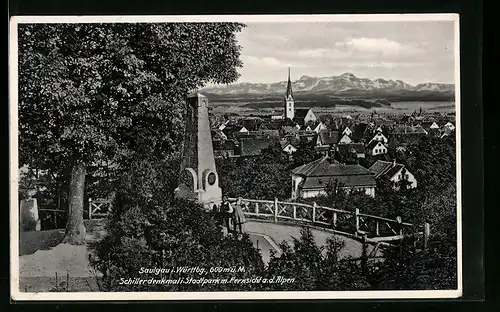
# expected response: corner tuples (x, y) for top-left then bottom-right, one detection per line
(209, 69), (456, 200)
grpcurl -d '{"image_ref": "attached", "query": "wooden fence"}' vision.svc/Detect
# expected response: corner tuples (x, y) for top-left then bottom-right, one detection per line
(88, 198), (113, 219)
(38, 208), (66, 229)
(228, 197), (430, 244)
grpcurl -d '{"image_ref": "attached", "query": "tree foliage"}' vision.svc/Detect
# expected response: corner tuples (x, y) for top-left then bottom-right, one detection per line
(265, 227), (369, 291)
(18, 23), (245, 242)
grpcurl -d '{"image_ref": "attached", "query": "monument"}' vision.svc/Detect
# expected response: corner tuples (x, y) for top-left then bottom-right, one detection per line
(174, 93), (222, 209)
(20, 188), (41, 232)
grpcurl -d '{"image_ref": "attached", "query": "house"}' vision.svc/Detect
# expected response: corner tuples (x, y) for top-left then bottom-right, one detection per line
(281, 126), (300, 136)
(294, 108), (317, 125)
(337, 143), (366, 159)
(421, 121), (440, 131)
(391, 125), (428, 136)
(251, 129), (280, 139)
(338, 134), (352, 145)
(298, 131), (318, 144)
(213, 140), (237, 158)
(271, 115), (284, 120)
(218, 120), (230, 131)
(222, 125), (249, 139)
(310, 121), (328, 133)
(369, 160), (417, 189)
(290, 155), (376, 199)
(316, 130), (341, 147)
(367, 132), (389, 145)
(443, 122), (455, 131)
(211, 129), (228, 141)
(387, 134), (422, 151)
(238, 137), (277, 157)
(351, 123), (372, 143)
(258, 122), (283, 131)
(366, 140), (388, 156)
(301, 124), (312, 131)
(342, 126), (353, 136)
(400, 115), (415, 124)
(280, 141), (298, 155)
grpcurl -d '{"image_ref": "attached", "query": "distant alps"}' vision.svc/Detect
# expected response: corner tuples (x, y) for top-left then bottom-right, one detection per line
(201, 72), (455, 96)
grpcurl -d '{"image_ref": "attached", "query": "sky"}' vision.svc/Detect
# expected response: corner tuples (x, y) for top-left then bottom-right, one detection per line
(233, 21), (456, 86)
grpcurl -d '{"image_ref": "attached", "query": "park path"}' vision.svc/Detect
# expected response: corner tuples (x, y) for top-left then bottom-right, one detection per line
(245, 221), (378, 260)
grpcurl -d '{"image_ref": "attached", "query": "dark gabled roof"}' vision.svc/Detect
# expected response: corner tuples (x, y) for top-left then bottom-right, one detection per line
(211, 129), (227, 140)
(317, 130), (341, 145)
(291, 156), (376, 188)
(391, 125), (428, 135)
(300, 175), (376, 190)
(282, 118), (297, 127)
(388, 133), (423, 147)
(259, 122), (282, 131)
(337, 143), (365, 155)
(385, 164), (405, 178)
(280, 140), (296, 149)
(352, 123), (369, 140)
(252, 130), (280, 137)
(281, 126), (299, 134)
(239, 138), (277, 157)
(291, 156), (374, 177)
(213, 140), (236, 151)
(294, 108), (311, 119)
(222, 124), (245, 134)
(368, 160), (405, 179)
(368, 160), (394, 178)
(366, 140), (385, 150)
(373, 118), (395, 127)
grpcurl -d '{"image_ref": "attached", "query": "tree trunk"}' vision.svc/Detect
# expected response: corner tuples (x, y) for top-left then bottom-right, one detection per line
(63, 162), (87, 244)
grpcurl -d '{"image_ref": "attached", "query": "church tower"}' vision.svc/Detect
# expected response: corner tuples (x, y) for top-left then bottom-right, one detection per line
(284, 67), (295, 120)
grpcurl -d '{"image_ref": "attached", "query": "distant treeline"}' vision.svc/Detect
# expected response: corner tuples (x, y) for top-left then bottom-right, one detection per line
(240, 98), (390, 110)
(204, 90), (455, 104)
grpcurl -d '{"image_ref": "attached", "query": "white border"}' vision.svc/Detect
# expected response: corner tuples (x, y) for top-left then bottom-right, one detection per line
(9, 14), (462, 301)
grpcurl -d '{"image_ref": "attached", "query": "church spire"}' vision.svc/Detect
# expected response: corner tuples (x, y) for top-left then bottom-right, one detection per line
(286, 67), (293, 99)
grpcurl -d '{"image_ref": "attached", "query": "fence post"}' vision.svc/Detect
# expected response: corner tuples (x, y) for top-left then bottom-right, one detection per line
(424, 222), (430, 250)
(274, 198), (278, 223)
(396, 216), (403, 236)
(255, 202), (259, 215)
(88, 198), (92, 220)
(355, 208), (360, 235)
(293, 205), (297, 220)
(332, 212), (337, 228)
(375, 221), (380, 236)
(312, 202), (317, 223)
(361, 233), (368, 275)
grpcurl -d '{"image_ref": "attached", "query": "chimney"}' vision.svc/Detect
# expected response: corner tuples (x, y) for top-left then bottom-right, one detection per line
(328, 147), (335, 163)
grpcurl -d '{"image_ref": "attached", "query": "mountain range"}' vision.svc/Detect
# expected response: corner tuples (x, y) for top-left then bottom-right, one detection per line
(201, 72), (455, 96)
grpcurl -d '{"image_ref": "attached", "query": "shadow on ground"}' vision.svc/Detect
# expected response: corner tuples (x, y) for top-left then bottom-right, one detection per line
(19, 229), (66, 256)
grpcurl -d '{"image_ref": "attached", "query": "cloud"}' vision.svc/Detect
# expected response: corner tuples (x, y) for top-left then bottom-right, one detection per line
(335, 37), (424, 57)
(235, 22), (456, 84)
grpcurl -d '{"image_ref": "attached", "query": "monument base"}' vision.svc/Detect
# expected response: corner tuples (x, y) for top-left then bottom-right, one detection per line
(174, 187), (222, 210)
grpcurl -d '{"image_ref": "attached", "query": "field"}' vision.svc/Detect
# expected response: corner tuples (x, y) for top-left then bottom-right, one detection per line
(211, 100), (456, 116)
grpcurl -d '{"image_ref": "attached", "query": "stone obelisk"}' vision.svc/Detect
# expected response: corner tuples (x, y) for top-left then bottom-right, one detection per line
(174, 93), (222, 209)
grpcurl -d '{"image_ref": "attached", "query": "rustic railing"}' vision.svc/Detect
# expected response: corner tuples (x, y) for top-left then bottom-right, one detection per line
(38, 208), (66, 229)
(88, 198), (112, 219)
(228, 197), (430, 243)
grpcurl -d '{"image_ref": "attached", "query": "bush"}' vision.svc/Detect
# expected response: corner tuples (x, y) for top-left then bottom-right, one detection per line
(264, 227), (370, 291)
(90, 159), (265, 291)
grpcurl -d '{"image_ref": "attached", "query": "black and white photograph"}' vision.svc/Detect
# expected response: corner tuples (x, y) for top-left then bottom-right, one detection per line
(10, 14), (461, 300)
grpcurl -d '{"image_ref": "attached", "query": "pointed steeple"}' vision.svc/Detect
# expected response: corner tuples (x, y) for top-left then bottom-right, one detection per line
(286, 67), (293, 99)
